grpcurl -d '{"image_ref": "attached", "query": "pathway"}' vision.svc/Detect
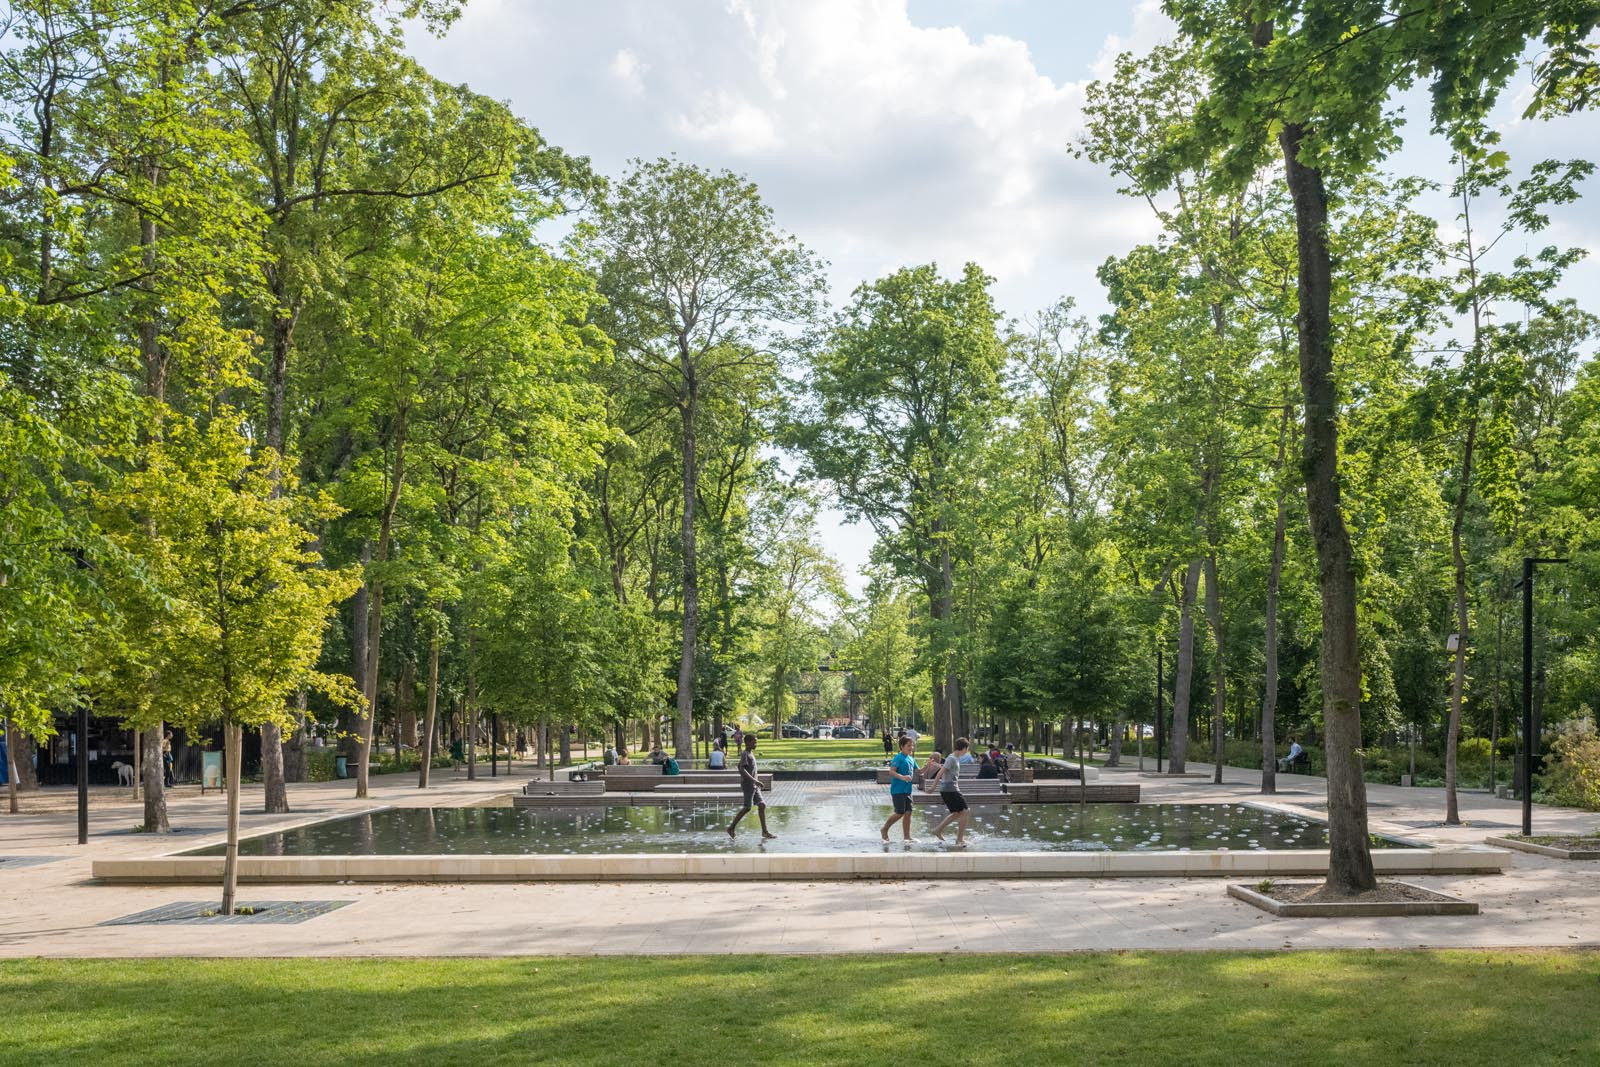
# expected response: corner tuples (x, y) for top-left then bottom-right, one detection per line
(1, 761), (1596, 957)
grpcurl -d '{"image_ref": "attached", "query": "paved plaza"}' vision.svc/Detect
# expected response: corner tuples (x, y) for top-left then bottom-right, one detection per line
(2, 761), (1596, 957)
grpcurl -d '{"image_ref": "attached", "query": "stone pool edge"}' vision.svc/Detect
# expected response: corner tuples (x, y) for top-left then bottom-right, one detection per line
(91, 846), (1507, 883)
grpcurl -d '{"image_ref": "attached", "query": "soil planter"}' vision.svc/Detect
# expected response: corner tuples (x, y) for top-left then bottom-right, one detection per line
(1227, 880), (1479, 917)
(1484, 835), (1600, 861)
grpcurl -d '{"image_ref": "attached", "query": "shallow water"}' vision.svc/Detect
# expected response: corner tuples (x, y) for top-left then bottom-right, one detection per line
(190, 802), (1418, 856)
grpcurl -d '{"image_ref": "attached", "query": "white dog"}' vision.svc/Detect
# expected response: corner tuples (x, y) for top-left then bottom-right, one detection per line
(112, 760), (135, 787)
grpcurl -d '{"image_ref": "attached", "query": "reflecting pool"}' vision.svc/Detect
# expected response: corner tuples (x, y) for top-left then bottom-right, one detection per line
(189, 802), (1420, 856)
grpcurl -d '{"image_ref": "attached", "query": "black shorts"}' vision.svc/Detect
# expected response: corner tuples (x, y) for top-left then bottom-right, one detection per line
(742, 787), (764, 808)
(891, 793), (912, 815)
(941, 791), (968, 814)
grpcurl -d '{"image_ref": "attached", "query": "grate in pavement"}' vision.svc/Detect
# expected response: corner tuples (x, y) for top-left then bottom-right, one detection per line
(0, 855), (66, 870)
(101, 900), (353, 925)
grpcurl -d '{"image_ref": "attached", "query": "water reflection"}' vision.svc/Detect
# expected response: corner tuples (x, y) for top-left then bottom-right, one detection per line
(190, 803), (1416, 857)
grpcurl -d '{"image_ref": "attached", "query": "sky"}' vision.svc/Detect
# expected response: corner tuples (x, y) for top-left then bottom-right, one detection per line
(404, 1), (1600, 597)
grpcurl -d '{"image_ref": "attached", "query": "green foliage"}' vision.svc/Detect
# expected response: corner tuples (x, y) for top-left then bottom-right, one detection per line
(102, 414), (359, 733)
(1539, 718), (1600, 812)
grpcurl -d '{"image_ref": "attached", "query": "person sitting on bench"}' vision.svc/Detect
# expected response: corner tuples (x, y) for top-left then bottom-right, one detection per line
(1278, 739), (1305, 772)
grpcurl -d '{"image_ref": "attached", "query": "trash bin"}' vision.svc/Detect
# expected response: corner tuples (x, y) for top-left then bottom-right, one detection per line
(335, 755), (348, 779)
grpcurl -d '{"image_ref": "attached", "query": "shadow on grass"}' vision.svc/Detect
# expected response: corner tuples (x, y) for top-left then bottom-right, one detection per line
(2, 951), (1598, 1067)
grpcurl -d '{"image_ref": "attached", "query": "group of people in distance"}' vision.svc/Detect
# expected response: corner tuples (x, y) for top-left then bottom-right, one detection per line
(670, 726), (1013, 848)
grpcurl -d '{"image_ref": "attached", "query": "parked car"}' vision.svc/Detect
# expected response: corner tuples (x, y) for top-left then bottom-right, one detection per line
(832, 725), (866, 739)
(813, 725), (833, 740)
(781, 723), (811, 738)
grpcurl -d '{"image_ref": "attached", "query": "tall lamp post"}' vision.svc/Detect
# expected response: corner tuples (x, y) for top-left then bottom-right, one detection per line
(1520, 556), (1566, 837)
(70, 546), (92, 845)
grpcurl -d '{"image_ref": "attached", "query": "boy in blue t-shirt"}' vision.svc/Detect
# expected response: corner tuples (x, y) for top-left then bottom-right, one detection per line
(880, 735), (919, 842)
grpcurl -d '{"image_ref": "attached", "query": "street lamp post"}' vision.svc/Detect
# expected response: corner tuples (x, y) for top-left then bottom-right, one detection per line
(70, 546), (92, 845)
(76, 702), (89, 845)
(1520, 556), (1567, 837)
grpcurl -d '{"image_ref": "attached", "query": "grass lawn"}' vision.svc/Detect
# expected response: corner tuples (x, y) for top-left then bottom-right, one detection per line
(4, 952), (1598, 1066)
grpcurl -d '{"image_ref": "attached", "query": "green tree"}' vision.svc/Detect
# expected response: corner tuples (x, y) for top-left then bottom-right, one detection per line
(799, 263), (1008, 751)
(110, 413), (356, 913)
(1167, 0), (1599, 893)
(595, 158), (822, 759)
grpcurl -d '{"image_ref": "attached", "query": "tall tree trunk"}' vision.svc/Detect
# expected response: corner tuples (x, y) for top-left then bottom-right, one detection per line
(1280, 120), (1375, 894)
(4, 715), (19, 814)
(1204, 554), (1227, 784)
(137, 168), (171, 835)
(357, 416), (407, 799)
(220, 720), (243, 915)
(419, 606), (441, 789)
(675, 384), (698, 760)
(1261, 408), (1290, 795)
(260, 721), (288, 814)
(466, 632), (479, 780)
(939, 541), (959, 749)
(257, 308), (298, 815)
(1169, 558), (1202, 772)
(560, 722), (571, 766)
(346, 557), (369, 768)
(138, 724), (169, 834)
(283, 690), (308, 784)
(1107, 713), (1124, 767)
(1444, 418), (1478, 824)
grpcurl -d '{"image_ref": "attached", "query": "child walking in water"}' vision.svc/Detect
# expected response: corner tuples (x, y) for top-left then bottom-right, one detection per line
(727, 733), (777, 840)
(880, 734), (919, 842)
(927, 737), (971, 846)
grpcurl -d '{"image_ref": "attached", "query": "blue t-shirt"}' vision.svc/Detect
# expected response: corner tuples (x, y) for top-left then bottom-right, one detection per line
(889, 752), (916, 795)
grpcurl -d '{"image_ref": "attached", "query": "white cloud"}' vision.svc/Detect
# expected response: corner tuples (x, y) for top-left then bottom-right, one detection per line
(609, 48), (648, 96)
(671, 89), (781, 152)
(405, 0), (1159, 321)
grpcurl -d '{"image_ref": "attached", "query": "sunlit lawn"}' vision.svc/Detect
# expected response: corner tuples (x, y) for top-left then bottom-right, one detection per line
(5, 952), (1597, 1066)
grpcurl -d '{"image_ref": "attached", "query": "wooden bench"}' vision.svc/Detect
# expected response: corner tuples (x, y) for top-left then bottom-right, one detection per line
(1027, 758), (1099, 782)
(654, 783), (744, 793)
(875, 764), (1016, 787)
(521, 779), (605, 797)
(512, 791), (752, 809)
(1008, 782), (1140, 804)
(600, 768), (773, 792)
(909, 784), (1011, 805)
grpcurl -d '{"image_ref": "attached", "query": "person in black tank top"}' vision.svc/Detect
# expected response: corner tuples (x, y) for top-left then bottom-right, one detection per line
(726, 733), (776, 840)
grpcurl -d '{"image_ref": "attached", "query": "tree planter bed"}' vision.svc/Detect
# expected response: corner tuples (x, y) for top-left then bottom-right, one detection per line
(1484, 835), (1600, 860)
(1227, 880), (1479, 917)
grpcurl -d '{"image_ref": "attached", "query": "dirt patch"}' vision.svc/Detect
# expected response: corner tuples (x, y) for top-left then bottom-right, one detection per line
(1513, 835), (1600, 851)
(1255, 881), (1460, 905)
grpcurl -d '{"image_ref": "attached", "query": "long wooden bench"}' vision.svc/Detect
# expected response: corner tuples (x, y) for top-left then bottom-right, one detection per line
(600, 767), (773, 792)
(875, 765), (1013, 787)
(1008, 782), (1140, 804)
(512, 791), (755, 809)
(522, 779), (605, 797)
(1027, 758), (1099, 782)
